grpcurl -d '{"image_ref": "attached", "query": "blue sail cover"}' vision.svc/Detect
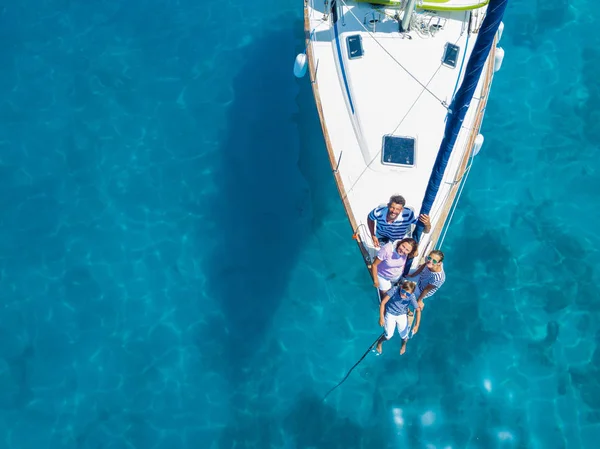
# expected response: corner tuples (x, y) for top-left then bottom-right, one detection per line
(414, 0), (509, 239)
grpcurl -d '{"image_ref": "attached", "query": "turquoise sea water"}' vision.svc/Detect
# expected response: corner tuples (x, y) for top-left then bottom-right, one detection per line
(1, 0), (599, 447)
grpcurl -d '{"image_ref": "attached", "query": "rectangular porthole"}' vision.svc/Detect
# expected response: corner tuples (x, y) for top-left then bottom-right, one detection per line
(346, 35), (364, 60)
(381, 135), (416, 168)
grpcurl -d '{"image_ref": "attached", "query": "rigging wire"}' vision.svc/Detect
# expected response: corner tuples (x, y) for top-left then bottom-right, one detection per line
(423, 128), (474, 230)
(339, 0), (449, 108)
(437, 151), (474, 249)
(336, 0), (460, 199)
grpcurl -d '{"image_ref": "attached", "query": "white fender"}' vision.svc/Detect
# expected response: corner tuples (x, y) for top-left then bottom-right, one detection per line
(473, 134), (484, 156)
(494, 47), (505, 73)
(293, 53), (308, 78)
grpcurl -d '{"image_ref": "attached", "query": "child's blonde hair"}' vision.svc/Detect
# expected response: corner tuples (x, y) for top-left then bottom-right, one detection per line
(400, 280), (417, 293)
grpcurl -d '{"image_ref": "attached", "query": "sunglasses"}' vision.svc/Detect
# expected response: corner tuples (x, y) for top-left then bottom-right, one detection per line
(400, 289), (412, 296)
(426, 256), (441, 264)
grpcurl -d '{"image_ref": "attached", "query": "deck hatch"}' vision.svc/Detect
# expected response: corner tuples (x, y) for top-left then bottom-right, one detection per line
(442, 43), (460, 68)
(346, 35), (364, 59)
(382, 135), (416, 167)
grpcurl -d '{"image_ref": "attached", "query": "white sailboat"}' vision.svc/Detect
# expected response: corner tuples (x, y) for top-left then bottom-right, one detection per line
(298, 0), (508, 271)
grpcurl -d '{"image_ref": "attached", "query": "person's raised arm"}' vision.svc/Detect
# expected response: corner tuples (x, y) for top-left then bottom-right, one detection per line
(412, 307), (422, 335)
(418, 214), (431, 234)
(406, 263), (426, 278)
(416, 284), (435, 309)
(367, 215), (379, 247)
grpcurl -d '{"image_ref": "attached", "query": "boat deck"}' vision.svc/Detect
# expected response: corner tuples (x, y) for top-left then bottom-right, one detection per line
(306, 0), (495, 262)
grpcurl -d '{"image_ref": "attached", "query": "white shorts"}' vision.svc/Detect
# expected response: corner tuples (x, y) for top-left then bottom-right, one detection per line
(377, 274), (401, 293)
(384, 312), (410, 341)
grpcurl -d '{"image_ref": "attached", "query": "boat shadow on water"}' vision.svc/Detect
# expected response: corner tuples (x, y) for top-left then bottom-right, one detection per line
(201, 20), (382, 449)
(198, 21), (337, 386)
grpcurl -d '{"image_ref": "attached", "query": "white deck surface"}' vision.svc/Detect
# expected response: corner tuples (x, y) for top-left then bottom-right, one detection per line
(306, 0), (496, 262)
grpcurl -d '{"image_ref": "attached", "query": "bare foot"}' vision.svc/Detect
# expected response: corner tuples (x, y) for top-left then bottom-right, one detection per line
(400, 341), (407, 355)
(376, 342), (383, 354)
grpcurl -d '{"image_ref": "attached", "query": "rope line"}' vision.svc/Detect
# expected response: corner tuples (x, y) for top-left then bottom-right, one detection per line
(322, 332), (385, 401)
(305, 14), (330, 54)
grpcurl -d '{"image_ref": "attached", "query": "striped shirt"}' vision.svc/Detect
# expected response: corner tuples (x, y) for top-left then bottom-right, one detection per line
(415, 265), (446, 300)
(368, 206), (417, 241)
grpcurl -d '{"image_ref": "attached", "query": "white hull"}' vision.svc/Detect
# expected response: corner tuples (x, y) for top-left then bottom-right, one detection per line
(304, 0), (498, 268)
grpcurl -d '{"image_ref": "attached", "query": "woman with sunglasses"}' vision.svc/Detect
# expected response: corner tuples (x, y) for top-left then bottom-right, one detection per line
(371, 238), (418, 297)
(406, 250), (446, 310)
(376, 280), (421, 355)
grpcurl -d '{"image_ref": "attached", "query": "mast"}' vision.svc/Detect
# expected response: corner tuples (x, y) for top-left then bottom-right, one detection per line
(400, 0), (417, 33)
(414, 0), (509, 239)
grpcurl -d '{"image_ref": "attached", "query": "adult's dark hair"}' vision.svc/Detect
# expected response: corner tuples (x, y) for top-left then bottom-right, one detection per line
(396, 237), (418, 259)
(388, 194), (406, 207)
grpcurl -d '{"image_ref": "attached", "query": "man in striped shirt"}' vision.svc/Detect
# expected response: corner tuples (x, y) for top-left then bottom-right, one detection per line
(367, 195), (431, 247)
